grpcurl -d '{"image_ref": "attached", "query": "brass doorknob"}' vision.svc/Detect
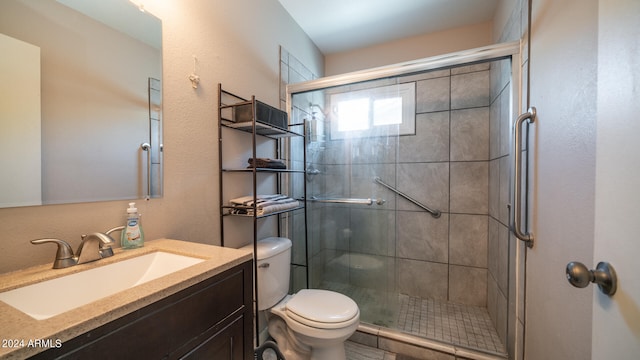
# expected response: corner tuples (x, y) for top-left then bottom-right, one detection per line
(566, 261), (617, 296)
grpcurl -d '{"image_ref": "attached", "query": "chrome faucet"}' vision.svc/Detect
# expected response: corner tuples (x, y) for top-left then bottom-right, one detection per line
(76, 232), (116, 264)
(31, 229), (118, 269)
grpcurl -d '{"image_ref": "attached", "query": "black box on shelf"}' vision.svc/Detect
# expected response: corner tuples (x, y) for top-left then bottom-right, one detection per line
(233, 101), (288, 130)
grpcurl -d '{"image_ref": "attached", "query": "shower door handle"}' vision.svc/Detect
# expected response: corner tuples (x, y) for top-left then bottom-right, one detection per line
(512, 108), (536, 248)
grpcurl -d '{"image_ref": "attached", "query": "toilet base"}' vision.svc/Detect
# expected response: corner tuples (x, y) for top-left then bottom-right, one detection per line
(267, 315), (351, 360)
(308, 343), (347, 360)
(268, 316), (312, 359)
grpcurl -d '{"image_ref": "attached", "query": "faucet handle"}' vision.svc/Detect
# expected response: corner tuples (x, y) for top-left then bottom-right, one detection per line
(31, 238), (77, 269)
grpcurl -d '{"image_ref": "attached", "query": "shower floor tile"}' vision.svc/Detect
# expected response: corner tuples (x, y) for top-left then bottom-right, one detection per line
(260, 341), (395, 360)
(321, 281), (506, 356)
(396, 294), (506, 355)
(346, 341), (396, 360)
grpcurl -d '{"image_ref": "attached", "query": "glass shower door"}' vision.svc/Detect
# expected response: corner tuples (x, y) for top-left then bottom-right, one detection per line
(302, 81), (408, 327)
(289, 44), (521, 357)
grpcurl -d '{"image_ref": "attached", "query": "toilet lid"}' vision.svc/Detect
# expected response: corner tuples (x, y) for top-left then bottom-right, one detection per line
(286, 289), (358, 324)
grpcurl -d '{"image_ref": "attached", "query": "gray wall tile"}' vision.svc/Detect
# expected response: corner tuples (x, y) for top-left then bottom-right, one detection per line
(349, 254), (396, 291)
(489, 159), (500, 218)
(499, 155), (510, 225)
(499, 89), (511, 157)
(487, 271), (499, 328)
(417, 77), (450, 113)
(397, 162), (450, 212)
(349, 208), (396, 256)
(451, 62), (490, 75)
(400, 68), (450, 83)
(322, 139), (351, 164)
(305, 60), (506, 310)
(352, 136), (398, 164)
(320, 164), (349, 198)
(449, 214), (488, 267)
(449, 265), (487, 306)
(397, 212), (449, 263)
(451, 71), (490, 109)
(490, 93), (501, 159)
(496, 222), (509, 295)
(450, 162), (489, 214)
(488, 217), (500, 279)
(399, 111), (450, 162)
(450, 108), (490, 161)
(398, 258), (448, 300)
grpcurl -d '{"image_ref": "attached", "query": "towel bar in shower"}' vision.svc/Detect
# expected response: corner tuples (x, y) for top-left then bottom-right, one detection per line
(373, 177), (441, 218)
(512, 107), (536, 248)
(307, 197), (385, 205)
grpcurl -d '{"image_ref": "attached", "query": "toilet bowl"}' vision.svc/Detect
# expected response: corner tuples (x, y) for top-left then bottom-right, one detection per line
(245, 237), (360, 360)
(268, 290), (359, 359)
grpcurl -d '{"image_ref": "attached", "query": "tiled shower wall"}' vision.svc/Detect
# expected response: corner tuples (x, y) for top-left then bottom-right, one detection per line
(281, 44), (517, 353)
(279, 47), (318, 291)
(396, 64), (492, 307)
(309, 63), (495, 308)
(488, 58), (513, 348)
(494, 1), (529, 359)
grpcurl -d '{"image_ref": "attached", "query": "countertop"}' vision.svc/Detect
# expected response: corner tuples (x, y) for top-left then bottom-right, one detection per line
(0, 239), (252, 359)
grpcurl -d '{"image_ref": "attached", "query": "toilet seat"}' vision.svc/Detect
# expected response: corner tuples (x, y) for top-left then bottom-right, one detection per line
(285, 289), (359, 329)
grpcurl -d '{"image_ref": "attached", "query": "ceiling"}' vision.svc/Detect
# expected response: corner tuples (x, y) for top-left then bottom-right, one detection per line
(277, 0), (499, 54)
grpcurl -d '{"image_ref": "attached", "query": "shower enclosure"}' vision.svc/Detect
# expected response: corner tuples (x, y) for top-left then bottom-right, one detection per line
(286, 42), (524, 359)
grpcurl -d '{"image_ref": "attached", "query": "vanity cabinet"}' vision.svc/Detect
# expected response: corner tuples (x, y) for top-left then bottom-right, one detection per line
(30, 260), (253, 360)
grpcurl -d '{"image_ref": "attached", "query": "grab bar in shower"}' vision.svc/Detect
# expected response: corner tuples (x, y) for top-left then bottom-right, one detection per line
(373, 177), (441, 218)
(307, 197), (385, 206)
(512, 107), (536, 248)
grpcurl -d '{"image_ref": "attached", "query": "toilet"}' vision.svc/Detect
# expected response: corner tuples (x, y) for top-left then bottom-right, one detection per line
(248, 237), (359, 360)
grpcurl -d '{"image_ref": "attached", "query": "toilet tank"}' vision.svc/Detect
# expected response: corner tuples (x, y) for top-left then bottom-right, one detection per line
(248, 237), (292, 310)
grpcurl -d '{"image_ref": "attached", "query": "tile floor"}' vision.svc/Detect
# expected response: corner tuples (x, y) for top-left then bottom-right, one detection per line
(322, 281), (506, 356)
(346, 341), (397, 360)
(260, 340), (395, 360)
(396, 294), (505, 355)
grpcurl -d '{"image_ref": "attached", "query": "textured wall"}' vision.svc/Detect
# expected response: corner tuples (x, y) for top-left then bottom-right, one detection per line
(324, 22), (493, 76)
(526, 0), (598, 359)
(0, 0), (323, 274)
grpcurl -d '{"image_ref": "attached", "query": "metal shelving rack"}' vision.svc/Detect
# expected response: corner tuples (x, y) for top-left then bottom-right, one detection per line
(217, 84), (307, 348)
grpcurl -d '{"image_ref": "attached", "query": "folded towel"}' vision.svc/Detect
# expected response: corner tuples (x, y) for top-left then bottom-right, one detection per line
(248, 158), (287, 169)
(229, 194), (299, 216)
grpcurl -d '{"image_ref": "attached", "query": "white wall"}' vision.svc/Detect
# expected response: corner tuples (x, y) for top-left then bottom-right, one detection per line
(0, 0), (323, 274)
(526, 0), (598, 359)
(0, 34), (41, 207)
(593, 0), (640, 357)
(324, 21), (493, 76)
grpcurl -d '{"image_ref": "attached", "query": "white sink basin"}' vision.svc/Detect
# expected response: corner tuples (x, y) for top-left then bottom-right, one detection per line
(0, 251), (204, 320)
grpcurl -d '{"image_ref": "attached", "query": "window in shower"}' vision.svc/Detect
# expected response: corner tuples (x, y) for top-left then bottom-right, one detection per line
(330, 82), (415, 139)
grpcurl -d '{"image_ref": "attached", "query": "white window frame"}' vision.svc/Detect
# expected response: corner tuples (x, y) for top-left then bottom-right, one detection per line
(329, 82), (415, 140)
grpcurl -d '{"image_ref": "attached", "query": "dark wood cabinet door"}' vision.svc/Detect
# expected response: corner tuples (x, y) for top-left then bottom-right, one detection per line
(180, 315), (245, 360)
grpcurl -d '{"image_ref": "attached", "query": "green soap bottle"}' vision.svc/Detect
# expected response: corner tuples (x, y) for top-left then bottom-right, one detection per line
(121, 202), (144, 249)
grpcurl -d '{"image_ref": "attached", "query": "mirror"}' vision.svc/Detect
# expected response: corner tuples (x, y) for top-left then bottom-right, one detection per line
(0, 0), (162, 208)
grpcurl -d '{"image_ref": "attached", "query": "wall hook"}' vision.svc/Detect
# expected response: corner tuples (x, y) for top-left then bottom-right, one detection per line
(188, 55), (200, 89)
